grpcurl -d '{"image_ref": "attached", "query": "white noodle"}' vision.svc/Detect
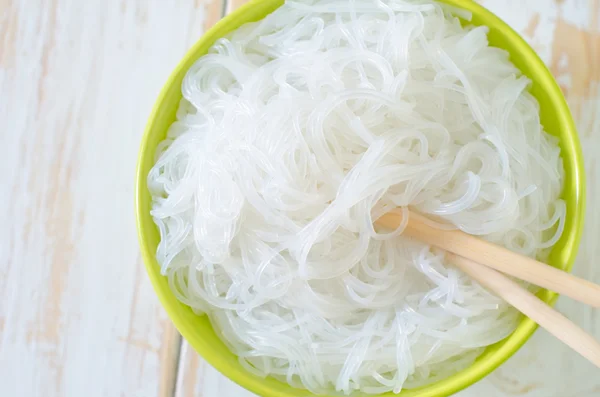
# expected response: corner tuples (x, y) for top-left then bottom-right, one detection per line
(148, 0), (565, 394)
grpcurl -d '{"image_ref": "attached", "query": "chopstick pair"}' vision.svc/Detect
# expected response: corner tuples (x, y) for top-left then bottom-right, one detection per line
(376, 209), (600, 368)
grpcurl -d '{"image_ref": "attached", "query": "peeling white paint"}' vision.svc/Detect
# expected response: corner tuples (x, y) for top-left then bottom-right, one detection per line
(0, 1), (206, 396)
(3, 1), (600, 397)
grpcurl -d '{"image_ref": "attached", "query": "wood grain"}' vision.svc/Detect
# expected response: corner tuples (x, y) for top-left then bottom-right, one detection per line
(0, 1), (221, 396)
(3, 0), (600, 397)
(226, 0), (252, 14)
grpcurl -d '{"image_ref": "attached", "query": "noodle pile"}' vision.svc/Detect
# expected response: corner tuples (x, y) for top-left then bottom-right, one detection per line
(148, 0), (565, 394)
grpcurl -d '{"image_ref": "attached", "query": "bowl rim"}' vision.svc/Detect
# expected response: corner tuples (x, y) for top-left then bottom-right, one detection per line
(135, 0), (586, 396)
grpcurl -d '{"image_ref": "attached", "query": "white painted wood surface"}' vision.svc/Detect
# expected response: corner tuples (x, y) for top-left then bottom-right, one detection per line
(0, 0), (217, 396)
(2, 0), (600, 396)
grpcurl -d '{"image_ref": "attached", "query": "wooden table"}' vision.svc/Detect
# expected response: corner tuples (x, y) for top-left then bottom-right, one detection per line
(1, 0), (599, 396)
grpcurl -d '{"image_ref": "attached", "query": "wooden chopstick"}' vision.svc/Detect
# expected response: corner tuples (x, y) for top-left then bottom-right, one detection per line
(376, 209), (600, 308)
(449, 253), (600, 368)
(375, 208), (600, 369)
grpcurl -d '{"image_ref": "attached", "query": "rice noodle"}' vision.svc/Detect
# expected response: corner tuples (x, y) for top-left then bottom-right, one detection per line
(148, 0), (565, 394)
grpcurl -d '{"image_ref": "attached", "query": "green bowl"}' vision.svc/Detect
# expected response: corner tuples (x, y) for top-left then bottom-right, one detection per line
(135, 0), (585, 395)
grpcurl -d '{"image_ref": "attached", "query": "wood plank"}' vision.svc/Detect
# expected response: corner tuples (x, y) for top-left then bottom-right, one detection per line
(0, 1), (221, 396)
(175, 342), (251, 397)
(173, 1), (600, 396)
(226, 0), (251, 14)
